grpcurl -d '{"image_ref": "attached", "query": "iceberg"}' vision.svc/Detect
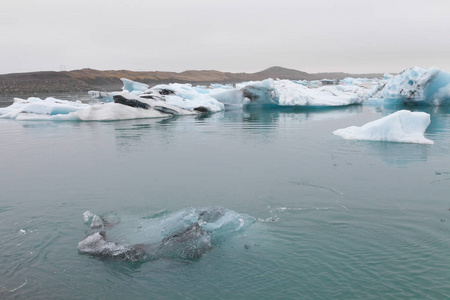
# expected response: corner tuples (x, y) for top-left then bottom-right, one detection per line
(0, 94), (196, 121)
(71, 102), (172, 121)
(368, 67), (450, 106)
(238, 79), (278, 105)
(333, 110), (434, 144)
(114, 78), (369, 109)
(121, 78), (149, 95)
(0, 76), (225, 120)
(209, 88), (247, 107)
(88, 90), (114, 103)
(98, 78), (367, 110)
(274, 80), (364, 106)
(140, 83), (225, 112)
(15, 71), (450, 122)
(0, 97), (90, 120)
(112, 92), (198, 116)
(89, 79), (225, 113)
(221, 79), (365, 107)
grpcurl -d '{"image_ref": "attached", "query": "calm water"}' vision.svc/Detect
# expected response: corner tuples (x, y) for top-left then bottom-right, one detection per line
(1, 104), (450, 299)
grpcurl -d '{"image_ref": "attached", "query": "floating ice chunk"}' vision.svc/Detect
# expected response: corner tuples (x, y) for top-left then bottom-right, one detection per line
(340, 77), (371, 86)
(113, 91), (201, 115)
(209, 89), (247, 106)
(0, 97), (90, 120)
(383, 73), (394, 80)
(340, 77), (377, 89)
(340, 77), (356, 85)
(192, 86), (211, 94)
(235, 79), (274, 90)
(88, 91), (114, 103)
(79, 207), (255, 261)
(141, 83), (224, 112)
(83, 211), (94, 222)
(71, 102), (171, 121)
(157, 223), (211, 259)
(0, 92), (199, 121)
(333, 110), (434, 144)
(90, 215), (103, 229)
(108, 78), (225, 112)
(368, 67), (450, 105)
(240, 79), (277, 104)
(274, 80), (363, 106)
(121, 78), (149, 94)
(78, 231), (146, 261)
(99, 77), (368, 110)
(209, 83), (234, 89)
(232, 79), (364, 107)
(292, 80), (309, 86)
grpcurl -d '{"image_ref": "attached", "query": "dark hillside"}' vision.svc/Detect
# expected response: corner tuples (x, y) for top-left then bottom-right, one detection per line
(0, 67), (384, 94)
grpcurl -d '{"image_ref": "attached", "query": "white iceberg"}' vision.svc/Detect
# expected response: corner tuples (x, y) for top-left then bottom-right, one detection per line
(0, 94), (196, 121)
(0, 97), (90, 120)
(102, 78), (367, 110)
(141, 83), (224, 112)
(88, 79), (225, 113)
(368, 67), (450, 106)
(209, 88), (247, 107)
(71, 102), (172, 121)
(274, 80), (364, 106)
(229, 79), (365, 107)
(333, 110), (434, 144)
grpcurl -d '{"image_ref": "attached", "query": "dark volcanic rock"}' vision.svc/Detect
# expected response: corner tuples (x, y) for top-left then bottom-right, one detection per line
(0, 71), (93, 94)
(113, 95), (150, 109)
(193, 106), (209, 113)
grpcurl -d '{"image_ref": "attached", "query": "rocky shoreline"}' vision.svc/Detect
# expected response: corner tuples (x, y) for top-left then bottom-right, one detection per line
(0, 78), (94, 95)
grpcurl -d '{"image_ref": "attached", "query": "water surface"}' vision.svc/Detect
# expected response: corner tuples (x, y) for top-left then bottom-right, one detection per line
(1, 105), (450, 299)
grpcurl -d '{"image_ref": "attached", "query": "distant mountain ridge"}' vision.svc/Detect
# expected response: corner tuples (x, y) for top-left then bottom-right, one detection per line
(0, 66), (383, 95)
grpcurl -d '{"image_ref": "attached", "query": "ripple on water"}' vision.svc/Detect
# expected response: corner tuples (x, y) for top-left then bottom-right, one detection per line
(262, 206), (450, 298)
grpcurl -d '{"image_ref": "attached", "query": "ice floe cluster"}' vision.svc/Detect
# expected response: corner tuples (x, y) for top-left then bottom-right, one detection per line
(330, 66), (450, 144)
(1, 67), (449, 121)
(0, 76), (371, 121)
(1, 66), (449, 144)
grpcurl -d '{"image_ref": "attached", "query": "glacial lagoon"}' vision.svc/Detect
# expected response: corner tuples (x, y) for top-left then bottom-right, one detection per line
(1, 101), (450, 298)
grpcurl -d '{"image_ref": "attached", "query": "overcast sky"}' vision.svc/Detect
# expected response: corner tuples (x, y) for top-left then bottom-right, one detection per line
(1, 0), (449, 75)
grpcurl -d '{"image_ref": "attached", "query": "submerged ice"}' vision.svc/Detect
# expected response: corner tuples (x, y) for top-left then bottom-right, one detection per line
(78, 207), (255, 261)
(333, 110), (434, 144)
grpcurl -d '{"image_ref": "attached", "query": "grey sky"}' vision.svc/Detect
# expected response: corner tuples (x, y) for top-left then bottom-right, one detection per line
(1, 0), (449, 75)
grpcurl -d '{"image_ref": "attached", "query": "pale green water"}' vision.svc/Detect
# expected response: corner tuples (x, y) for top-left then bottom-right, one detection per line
(1, 105), (450, 299)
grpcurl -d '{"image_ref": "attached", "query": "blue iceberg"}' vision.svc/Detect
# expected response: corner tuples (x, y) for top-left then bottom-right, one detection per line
(367, 67), (450, 106)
